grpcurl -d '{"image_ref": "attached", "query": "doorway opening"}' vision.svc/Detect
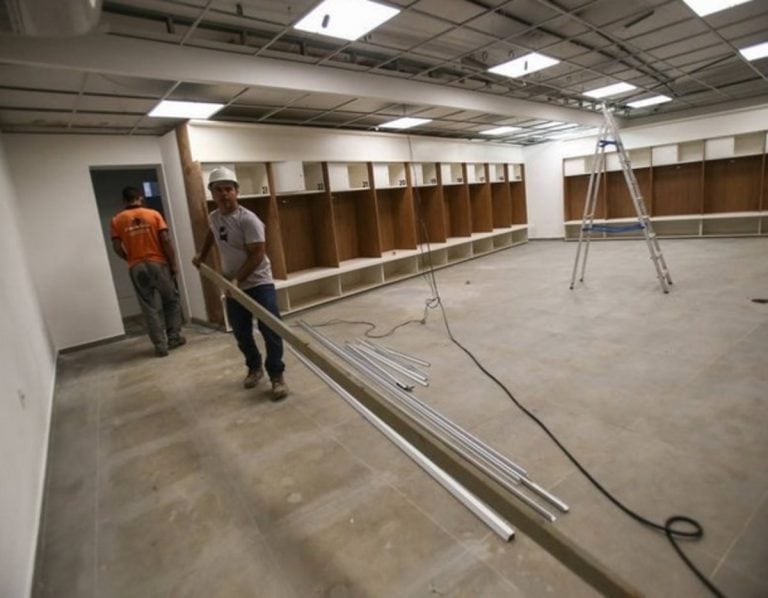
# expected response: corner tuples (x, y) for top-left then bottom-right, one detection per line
(90, 166), (167, 337)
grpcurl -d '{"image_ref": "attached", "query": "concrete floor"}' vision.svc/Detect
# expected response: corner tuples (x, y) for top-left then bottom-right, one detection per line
(35, 238), (768, 597)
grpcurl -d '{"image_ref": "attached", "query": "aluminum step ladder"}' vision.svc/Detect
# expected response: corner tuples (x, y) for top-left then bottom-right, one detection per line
(570, 104), (673, 294)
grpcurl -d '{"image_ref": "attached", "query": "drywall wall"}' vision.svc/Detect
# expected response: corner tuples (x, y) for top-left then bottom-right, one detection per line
(0, 133), (56, 598)
(523, 103), (768, 238)
(4, 134), (169, 350)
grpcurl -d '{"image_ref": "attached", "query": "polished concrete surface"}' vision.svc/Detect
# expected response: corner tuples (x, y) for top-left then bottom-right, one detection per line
(35, 238), (768, 597)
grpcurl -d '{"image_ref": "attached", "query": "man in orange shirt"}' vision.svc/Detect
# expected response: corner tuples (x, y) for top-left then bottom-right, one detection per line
(110, 186), (185, 357)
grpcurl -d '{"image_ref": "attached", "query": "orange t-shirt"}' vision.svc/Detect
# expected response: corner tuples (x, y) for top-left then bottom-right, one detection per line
(110, 206), (168, 268)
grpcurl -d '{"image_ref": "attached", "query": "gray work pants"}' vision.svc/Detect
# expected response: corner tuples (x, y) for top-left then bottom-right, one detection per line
(129, 261), (183, 351)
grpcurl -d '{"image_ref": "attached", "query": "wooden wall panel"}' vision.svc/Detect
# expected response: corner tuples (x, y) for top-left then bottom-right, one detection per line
(510, 178), (527, 224)
(332, 194), (360, 262)
(564, 174), (605, 221)
(703, 156), (762, 213)
(413, 186), (446, 243)
(278, 195), (320, 273)
(491, 182), (512, 228)
(377, 188), (416, 251)
(653, 163), (703, 216)
(469, 183), (493, 232)
(443, 185), (471, 237)
(332, 190), (380, 261)
(606, 168), (651, 219)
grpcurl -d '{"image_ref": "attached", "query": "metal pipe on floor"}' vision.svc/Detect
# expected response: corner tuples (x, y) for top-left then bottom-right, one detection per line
(299, 321), (563, 521)
(360, 339), (432, 373)
(344, 344), (414, 391)
(362, 339), (431, 368)
(288, 346), (515, 542)
(351, 342), (430, 386)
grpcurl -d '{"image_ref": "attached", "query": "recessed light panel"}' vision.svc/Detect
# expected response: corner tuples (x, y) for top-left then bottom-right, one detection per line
(480, 126), (522, 135)
(488, 53), (560, 78)
(148, 100), (224, 119)
(682, 0), (752, 17)
(380, 117), (431, 130)
(740, 41), (768, 61)
(584, 82), (636, 98)
(294, 0), (400, 41)
(627, 95), (672, 108)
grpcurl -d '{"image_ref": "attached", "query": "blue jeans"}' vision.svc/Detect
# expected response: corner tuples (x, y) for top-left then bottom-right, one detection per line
(226, 283), (285, 379)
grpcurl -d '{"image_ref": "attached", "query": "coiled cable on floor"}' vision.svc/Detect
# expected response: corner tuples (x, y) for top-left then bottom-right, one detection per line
(422, 251), (725, 597)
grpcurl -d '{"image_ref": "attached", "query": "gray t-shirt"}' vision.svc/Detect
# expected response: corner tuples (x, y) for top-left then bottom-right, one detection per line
(209, 205), (273, 289)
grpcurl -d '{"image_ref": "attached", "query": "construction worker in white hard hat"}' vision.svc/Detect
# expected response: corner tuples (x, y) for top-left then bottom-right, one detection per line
(192, 166), (288, 401)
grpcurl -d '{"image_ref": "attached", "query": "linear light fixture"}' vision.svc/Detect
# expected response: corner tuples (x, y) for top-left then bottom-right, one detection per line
(584, 82), (636, 98)
(480, 126), (522, 135)
(294, 0), (399, 41)
(627, 95), (672, 108)
(148, 100), (224, 119)
(380, 117), (431, 130)
(739, 41), (768, 61)
(488, 52), (560, 78)
(682, 0), (752, 17)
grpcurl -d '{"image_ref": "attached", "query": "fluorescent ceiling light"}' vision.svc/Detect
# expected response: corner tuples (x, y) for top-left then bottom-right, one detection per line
(480, 126), (521, 135)
(682, 0), (752, 17)
(148, 100), (224, 119)
(739, 41), (768, 61)
(380, 117), (431, 130)
(488, 52), (560, 78)
(627, 95), (672, 108)
(584, 82), (636, 98)
(294, 0), (399, 41)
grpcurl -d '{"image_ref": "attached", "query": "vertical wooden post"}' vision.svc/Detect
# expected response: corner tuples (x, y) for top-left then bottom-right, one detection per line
(174, 123), (224, 325)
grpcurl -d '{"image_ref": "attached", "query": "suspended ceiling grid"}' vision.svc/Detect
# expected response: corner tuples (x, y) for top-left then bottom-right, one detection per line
(0, 0), (766, 144)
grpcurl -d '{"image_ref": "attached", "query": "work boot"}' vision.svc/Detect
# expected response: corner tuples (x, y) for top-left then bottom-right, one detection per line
(270, 376), (289, 401)
(169, 336), (187, 350)
(243, 368), (264, 389)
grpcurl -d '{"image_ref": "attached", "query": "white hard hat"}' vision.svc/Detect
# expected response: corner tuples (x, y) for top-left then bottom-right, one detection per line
(208, 166), (239, 189)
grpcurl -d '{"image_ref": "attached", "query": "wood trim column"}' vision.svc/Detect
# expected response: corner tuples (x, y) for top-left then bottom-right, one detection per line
(174, 123), (223, 325)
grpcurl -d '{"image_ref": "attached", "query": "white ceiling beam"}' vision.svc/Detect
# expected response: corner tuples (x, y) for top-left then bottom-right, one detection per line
(0, 32), (604, 126)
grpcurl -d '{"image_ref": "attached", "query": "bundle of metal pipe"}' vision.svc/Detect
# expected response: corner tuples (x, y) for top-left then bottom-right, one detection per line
(298, 321), (569, 526)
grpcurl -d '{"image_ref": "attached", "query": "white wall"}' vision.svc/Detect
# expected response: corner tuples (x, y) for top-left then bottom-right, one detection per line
(0, 133), (56, 598)
(4, 134), (170, 350)
(186, 121), (525, 164)
(523, 103), (768, 239)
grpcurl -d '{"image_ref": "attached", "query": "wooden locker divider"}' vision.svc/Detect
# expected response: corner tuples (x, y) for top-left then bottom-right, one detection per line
(652, 162), (703, 216)
(703, 156), (762, 213)
(469, 163), (493, 232)
(606, 168), (652, 219)
(175, 123), (224, 325)
(511, 164), (527, 225)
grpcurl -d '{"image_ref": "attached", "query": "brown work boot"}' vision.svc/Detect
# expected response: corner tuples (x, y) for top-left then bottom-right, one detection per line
(243, 368), (264, 389)
(270, 376), (289, 401)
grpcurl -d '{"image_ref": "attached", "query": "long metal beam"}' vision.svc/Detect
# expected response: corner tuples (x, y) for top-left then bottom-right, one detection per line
(0, 32), (603, 126)
(195, 263), (642, 597)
